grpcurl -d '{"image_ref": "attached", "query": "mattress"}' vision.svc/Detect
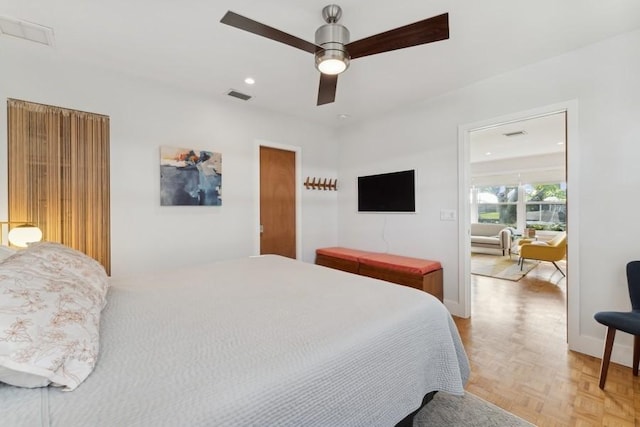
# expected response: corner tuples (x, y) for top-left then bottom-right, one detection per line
(1, 255), (469, 426)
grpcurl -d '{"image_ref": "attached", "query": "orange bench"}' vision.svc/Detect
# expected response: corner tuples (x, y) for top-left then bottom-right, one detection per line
(315, 247), (443, 301)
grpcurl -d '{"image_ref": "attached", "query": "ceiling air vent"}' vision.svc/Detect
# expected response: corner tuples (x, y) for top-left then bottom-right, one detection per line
(503, 130), (527, 137)
(0, 15), (55, 46)
(226, 90), (252, 101)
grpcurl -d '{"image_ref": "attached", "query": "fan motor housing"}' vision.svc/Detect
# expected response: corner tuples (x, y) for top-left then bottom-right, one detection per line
(315, 23), (350, 73)
(315, 23), (350, 47)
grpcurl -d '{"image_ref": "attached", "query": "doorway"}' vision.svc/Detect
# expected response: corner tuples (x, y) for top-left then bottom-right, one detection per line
(255, 141), (302, 259)
(457, 101), (580, 350)
(470, 112), (567, 238)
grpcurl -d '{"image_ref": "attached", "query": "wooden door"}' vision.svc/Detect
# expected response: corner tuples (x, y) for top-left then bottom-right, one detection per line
(260, 146), (296, 258)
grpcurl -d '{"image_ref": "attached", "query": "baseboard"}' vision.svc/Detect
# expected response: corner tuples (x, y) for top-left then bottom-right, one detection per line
(570, 333), (634, 368)
(444, 299), (466, 318)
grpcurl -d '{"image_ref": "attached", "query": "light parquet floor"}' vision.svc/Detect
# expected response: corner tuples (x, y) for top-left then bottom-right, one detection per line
(453, 258), (640, 426)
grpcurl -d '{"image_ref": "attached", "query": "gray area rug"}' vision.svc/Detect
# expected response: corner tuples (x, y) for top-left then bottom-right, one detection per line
(414, 392), (534, 426)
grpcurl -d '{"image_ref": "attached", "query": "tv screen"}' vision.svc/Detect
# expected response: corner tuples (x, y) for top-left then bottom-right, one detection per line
(358, 169), (416, 212)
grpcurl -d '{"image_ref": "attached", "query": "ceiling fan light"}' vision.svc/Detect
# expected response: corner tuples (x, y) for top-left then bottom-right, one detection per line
(315, 49), (349, 75)
(315, 20), (350, 76)
(318, 58), (346, 75)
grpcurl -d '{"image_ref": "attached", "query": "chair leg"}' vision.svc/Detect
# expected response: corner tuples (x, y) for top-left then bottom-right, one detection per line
(599, 327), (616, 389)
(520, 258), (525, 270)
(552, 261), (566, 277)
(634, 335), (640, 376)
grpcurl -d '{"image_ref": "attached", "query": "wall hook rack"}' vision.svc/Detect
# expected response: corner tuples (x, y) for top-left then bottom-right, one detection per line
(304, 177), (337, 191)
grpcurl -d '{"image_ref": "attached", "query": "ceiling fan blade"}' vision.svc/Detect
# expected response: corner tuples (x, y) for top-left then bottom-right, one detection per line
(346, 13), (449, 60)
(317, 74), (338, 106)
(220, 11), (320, 54)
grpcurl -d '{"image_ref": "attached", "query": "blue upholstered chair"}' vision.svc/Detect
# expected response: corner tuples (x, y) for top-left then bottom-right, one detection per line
(594, 261), (640, 389)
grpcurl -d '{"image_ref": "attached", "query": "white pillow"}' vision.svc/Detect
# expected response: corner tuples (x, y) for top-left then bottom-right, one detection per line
(0, 242), (109, 390)
(0, 245), (16, 261)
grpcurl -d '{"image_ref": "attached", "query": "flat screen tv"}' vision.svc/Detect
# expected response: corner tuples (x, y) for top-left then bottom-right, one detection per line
(358, 169), (416, 213)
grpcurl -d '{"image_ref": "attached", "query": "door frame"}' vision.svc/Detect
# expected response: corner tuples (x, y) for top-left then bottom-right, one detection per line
(253, 139), (302, 260)
(457, 100), (580, 350)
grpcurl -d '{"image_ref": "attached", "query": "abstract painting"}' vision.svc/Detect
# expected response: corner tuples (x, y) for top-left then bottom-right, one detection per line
(160, 146), (222, 206)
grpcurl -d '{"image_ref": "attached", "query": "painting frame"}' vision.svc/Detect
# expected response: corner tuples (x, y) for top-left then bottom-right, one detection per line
(160, 145), (222, 206)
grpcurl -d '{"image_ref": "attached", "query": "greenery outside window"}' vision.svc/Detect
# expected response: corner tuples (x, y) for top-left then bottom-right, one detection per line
(473, 183), (566, 231)
(476, 185), (518, 227)
(524, 183), (566, 231)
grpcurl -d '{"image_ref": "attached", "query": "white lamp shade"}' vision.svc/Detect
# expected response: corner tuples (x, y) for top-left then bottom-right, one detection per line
(8, 224), (43, 248)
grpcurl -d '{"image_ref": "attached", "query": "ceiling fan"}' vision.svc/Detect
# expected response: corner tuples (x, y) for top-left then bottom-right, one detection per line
(220, 5), (449, 106)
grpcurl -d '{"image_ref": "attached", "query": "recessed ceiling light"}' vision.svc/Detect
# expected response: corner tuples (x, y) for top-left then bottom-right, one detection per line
(244, 77), (255, 85)
(485, 152), (492, 156)
(557, 141), (564, 145)
(337, 114), (350, 120)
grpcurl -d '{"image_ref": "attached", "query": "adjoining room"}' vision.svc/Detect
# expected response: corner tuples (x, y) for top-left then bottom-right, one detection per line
(469, 112), (567, 285)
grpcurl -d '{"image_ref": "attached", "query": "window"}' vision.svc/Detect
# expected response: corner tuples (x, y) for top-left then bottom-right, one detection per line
(524, 183), (566, 231)
(475, 185), (518, 227)
(472, 182), (566, 231)
(8, 99), (111, 273)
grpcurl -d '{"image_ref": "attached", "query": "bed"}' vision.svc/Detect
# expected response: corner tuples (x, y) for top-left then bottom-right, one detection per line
(0, 243), (469, 426)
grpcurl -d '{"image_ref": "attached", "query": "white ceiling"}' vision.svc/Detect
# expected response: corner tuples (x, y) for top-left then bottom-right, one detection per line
(470, 112), (566, 185)
(1, 0), (640, 127)
(470, 112), (565, 164)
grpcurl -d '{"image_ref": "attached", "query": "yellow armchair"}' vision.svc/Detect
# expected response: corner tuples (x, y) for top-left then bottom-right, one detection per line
(518, 232), (567, 276)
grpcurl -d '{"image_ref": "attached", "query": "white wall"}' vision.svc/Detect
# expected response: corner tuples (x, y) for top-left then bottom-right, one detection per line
(0, 44), (339, 277)
(3, 25), (639, 365)
(471, 152), (566, 186)
(337, 29), (640, 363)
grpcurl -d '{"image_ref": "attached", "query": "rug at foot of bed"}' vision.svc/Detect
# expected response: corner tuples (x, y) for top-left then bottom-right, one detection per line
(471, 253), (539, 281)
(414, 391), (534, 426)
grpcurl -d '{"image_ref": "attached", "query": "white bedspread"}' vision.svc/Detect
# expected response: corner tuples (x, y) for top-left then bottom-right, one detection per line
(1, 255), (469, 426)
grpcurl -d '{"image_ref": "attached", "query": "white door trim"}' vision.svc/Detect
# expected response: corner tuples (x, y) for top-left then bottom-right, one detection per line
(457, 100), (580, 350)
(254, 140), (302, 260)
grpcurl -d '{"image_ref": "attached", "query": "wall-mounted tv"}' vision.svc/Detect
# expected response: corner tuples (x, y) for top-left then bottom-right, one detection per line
(358, 169), (416, 213)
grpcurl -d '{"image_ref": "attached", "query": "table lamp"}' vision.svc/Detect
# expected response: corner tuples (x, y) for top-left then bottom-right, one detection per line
(7, 224), (43, 247)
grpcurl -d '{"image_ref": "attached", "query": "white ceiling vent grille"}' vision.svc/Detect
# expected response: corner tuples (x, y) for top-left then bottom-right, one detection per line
(226, 90), (252, 101)
(0, 15), (55, 46)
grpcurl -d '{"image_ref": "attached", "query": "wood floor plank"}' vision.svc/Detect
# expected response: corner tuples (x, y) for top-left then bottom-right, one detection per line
(455, 258), (639, 426)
